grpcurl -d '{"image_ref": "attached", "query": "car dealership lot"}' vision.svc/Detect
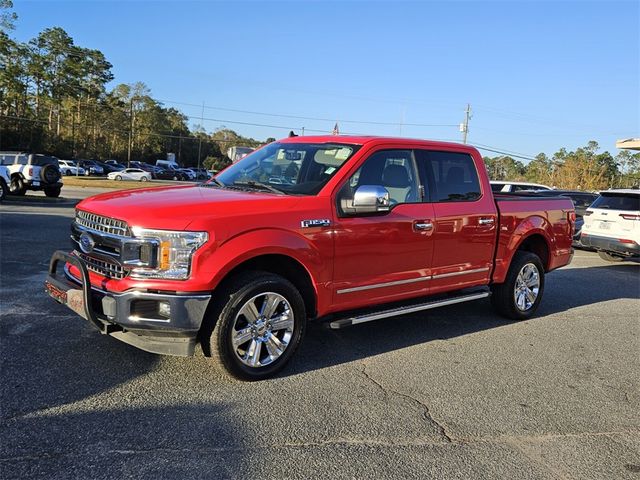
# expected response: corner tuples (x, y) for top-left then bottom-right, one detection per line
(1, 200), (638, 479)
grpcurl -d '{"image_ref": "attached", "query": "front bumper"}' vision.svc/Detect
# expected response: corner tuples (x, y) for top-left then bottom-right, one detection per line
(580, 233), (640, 257)
(44, 251), (211, 356)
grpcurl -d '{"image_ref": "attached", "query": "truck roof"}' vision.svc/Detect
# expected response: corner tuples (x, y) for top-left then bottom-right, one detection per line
(278, 135), (477, 152)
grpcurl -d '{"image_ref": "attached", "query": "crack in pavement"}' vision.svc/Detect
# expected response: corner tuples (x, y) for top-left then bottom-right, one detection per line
(359, 361), (454, 443)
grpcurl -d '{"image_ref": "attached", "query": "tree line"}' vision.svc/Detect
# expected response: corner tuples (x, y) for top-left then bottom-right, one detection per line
(0, 10), (261, 170)
(1, 2), (638, 187)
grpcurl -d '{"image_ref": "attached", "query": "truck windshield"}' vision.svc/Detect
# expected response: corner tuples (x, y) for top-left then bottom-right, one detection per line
(215, 142), (360, 195)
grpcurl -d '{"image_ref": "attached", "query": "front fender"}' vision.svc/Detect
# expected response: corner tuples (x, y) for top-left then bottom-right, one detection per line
(199, 228), (326, 293)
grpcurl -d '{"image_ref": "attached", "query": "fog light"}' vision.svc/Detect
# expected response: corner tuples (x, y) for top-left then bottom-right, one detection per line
(158, 301), (171, 318)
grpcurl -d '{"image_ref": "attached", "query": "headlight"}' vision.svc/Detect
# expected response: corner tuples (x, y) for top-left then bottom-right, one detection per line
(129, 227), (208, 280)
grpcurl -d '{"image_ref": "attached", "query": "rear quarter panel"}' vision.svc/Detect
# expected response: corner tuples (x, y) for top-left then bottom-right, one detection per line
(493, 196), (574, 284)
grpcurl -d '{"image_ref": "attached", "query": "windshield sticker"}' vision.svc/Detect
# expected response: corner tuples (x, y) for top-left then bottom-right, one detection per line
(277, 150), (285, 160)
(325, 166), (336, 175)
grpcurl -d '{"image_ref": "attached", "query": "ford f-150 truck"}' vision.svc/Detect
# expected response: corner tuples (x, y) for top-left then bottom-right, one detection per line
(45, 136), (574, 380)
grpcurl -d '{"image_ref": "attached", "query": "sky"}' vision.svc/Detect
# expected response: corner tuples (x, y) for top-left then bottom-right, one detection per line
(10, 0), (640, 161)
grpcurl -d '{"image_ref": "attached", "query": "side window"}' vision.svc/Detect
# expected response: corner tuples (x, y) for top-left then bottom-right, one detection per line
(416, 150), (481, 202)
(16, 156), (28, 165)
(338, 149), (420, 215)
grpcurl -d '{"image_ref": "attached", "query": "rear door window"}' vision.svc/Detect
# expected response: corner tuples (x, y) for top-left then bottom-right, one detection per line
(416, 150), (482, 202)
(591, 193), (640, 211)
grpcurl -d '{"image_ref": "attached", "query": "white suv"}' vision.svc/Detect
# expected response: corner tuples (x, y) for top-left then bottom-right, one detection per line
(581, 189), (640, 261)
(58, 159), (86, 176)
(0, 165), (9, 201)
(0, 152), (63, 197)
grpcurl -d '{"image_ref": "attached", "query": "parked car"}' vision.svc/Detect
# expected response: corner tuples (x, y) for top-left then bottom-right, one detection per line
(45, 136), (574, 380)
(154, 168), (186, 181)
(107, 168), (151, 182)
(178, 168), (197, 180)
(0, 152), (63, 197)
(93, 160), (123, 174)
(516, 189), (598, 247)
(194, 168), (212, 180)
(490, 181), (552, 193)
(58, 159), (86, 176)
(0, 165), (10, 201)
(78, 160), (104, 176)
(581, 189), (640, 261)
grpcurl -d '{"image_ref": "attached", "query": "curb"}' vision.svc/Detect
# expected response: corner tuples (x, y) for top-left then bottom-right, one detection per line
(3, 195), (80, 206)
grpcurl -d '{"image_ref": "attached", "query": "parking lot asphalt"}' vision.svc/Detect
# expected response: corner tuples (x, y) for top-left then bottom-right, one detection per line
(1, 198), (639, 480)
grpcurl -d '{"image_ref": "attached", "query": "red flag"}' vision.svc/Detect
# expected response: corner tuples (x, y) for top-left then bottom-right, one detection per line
(332, 122), (339, 135)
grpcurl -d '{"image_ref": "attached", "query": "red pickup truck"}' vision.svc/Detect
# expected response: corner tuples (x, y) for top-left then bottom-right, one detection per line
(45, 136), (574, 379)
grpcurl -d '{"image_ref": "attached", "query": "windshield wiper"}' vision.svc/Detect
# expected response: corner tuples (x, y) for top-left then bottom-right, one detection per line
(200, 178), (225, 188)
(233, 180), (285, 195)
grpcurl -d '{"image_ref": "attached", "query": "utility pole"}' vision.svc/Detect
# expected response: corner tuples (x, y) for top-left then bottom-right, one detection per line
(301, 126), (305, 136)
(127, 98), (133, 167)
(197, 101), (204, 174)
(461, 103), (472, 144)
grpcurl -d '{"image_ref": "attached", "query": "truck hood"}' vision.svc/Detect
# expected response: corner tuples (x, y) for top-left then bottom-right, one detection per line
(76, 184), (302, 230)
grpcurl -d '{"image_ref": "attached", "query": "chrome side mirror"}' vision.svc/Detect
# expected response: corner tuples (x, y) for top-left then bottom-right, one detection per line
(352, 185), (390, 213)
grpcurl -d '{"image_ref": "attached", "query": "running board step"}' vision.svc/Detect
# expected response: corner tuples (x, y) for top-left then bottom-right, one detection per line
(328, 290), (490, 329)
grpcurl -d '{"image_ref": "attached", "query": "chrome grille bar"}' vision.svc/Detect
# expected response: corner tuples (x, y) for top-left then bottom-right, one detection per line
(75, 251), (127, 280)
(75, 210), (130, 237)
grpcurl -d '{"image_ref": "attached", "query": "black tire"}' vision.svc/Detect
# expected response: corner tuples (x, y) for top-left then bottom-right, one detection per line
(9, 176), (26, 196)
(141, 176), (148, 182)
(115, 175), (122, 181)
(172, 176), (178, 181)
(598, 251), (625, 262)
(200, 271), (307, 381)
(491, 251), (545, 321)
(0, 178), (7, 201)
(44, 186), (61, 198)
(64, 169), (71, 176)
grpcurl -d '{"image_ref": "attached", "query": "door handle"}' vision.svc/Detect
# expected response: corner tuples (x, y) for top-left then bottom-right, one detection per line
(414, 222), (433, 231)
(478, 218), (495, 226)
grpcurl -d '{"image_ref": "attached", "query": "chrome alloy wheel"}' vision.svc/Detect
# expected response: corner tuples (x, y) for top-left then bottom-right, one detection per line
(514, 263), (540, 311)
(231, 292), (295, 368)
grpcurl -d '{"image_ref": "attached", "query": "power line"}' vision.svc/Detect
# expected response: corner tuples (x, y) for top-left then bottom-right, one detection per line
(156, 98), (458, 128)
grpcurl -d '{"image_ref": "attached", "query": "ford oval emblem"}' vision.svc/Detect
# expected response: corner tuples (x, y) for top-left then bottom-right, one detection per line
(79, 232), (95, 254)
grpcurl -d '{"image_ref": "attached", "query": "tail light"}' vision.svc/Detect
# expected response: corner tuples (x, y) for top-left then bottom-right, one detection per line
(619, 239), (637, 244)
(568, 211), (576, 223)
(619, 214), (640, 221)
(28, 167), (33, 176)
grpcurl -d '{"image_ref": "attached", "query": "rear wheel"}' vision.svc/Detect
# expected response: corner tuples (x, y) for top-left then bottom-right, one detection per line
(200, 271), (307, 380)
(141, 176), (148, 182)
(44, 186), (61, 198)
(598, 251), (625, 262)
(9, 176), (26, 196)
(491, 251), (545, 320)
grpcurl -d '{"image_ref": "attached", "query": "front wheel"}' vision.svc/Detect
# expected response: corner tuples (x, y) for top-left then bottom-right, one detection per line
(598, 251), (625, 262)
(0, 179), (7, 201)
(491, 251), (545, 320)
(115, 175), (122, 181)
(200, 271), (307, 380)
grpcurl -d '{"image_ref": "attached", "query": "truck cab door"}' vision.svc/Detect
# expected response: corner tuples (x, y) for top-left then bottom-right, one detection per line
(331, 149), (435, 311)
(414, 149), (497, 295)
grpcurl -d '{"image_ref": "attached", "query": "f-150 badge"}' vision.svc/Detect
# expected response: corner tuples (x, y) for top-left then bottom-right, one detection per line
(301, 219), (331, 228)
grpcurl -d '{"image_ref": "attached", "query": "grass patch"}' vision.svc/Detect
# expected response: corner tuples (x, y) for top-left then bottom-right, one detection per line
(62, 176), (194, 190)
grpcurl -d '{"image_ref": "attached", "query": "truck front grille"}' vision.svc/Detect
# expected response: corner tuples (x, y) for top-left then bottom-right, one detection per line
(75, 251), (127, 280)
(75, 210), (130, 237)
